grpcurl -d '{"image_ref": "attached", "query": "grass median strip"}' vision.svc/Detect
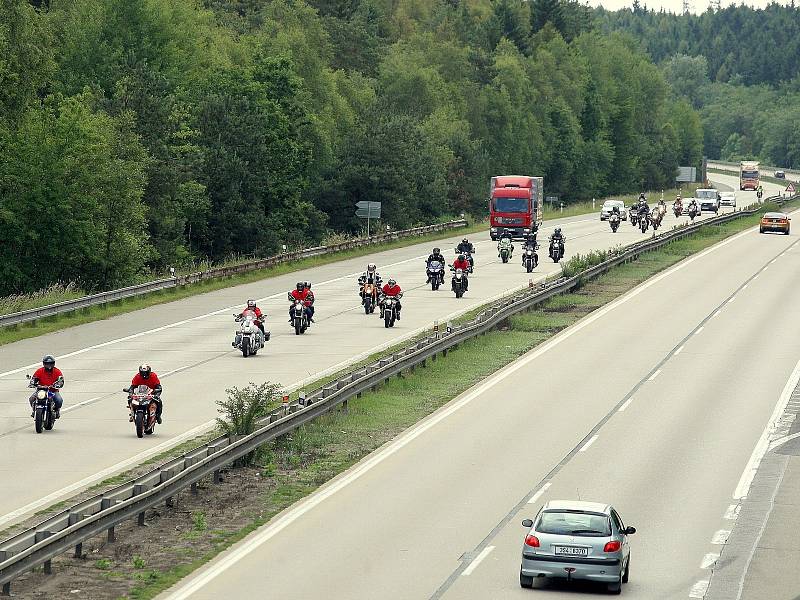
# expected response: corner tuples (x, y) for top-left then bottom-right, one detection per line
(9, 202), (796, 599)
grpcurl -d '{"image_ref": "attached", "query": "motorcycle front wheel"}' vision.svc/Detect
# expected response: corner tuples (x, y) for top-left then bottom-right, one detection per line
(364, 298), (372, 314)
(44, 406), (55, 430)
(135, 412), (144, 438)
(242, 336), (251, 357)
(34, 408), (44, 433)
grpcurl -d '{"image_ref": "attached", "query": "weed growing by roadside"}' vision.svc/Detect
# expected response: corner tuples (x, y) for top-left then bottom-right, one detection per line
(191, 511), (207, 532)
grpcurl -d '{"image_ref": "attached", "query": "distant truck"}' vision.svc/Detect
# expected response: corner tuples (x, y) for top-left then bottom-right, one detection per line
(489, 176), (543, 240)
(739, 161), (760, 191)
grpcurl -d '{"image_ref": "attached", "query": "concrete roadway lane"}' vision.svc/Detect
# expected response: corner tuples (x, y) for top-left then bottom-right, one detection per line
(161, 184), (798, 600)
(0, 173), (763, 528)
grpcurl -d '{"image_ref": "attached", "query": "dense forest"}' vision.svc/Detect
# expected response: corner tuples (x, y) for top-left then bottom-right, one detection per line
(597, 4), (800, 169)
(0, 0), (703, 295)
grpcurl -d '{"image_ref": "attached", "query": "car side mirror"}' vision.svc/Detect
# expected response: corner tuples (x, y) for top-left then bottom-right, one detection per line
(522, 519), (533, 528)
(624, 526), (636, 535)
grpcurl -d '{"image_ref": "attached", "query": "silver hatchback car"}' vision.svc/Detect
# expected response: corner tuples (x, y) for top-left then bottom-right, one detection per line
(519, 500), (635, 594)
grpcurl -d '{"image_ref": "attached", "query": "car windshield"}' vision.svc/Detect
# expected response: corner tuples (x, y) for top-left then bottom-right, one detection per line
(537, 511), (611, 536)
(492, 198), (528, 213)
(696, 190), (717, 199)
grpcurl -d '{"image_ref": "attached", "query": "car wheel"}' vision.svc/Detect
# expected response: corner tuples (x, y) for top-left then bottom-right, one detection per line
(622, 556), (630, 583)
(607, 576), (622, 595)
(760, 227), (765, 234)
(785, 228), (790, 235)
(520, 573), (534, 589)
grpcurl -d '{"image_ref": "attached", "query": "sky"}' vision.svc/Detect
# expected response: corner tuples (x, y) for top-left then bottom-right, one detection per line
(587, 0), (794, 13)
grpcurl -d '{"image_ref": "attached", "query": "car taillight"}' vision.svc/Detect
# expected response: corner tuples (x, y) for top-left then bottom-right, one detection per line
(524, 535), (540, 547)
(603, 541), (621, 552)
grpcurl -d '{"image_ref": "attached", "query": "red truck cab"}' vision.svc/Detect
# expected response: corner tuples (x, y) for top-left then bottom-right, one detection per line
(489, 176), (543, 240)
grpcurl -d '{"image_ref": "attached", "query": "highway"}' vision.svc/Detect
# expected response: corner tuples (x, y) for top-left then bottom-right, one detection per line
(0, 173), (771, 532)
(160, 176), (796, 600)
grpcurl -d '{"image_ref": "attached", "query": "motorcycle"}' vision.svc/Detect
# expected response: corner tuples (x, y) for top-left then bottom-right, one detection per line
(289, 297), (309, 335)
(639, 212), (650, 233)
(650, 209), (663, 231)
(360, 281), (379, 314)
(426, 260), (444, 291)
(27, 375), (58, 434)
(233, 310), (267, 357)
(688, 206), (698, 222)
(451, 267), (468, 298)
(522, 245), (538, 273)
(609, 213), (621, 233)
(125, 385), (158, 438)
(549, 237), (564, 263)
(673, 203), (682, 218)
(629, 207), (639, 226)
(498, 239), (513, 263)
(380, 293), (402, 328)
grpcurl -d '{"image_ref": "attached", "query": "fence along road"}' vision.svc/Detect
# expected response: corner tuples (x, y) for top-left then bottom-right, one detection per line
(1, 186), (791, 595)
(0, 173), (771, 532)
(163, 185), (800, 600)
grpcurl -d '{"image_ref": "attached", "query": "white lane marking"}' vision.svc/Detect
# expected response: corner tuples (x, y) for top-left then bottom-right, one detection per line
(648, 369), (662, 381)
(711, 530), (731, 545)
(768, 431), (800, 451)
(162, 223), (763, 600)
(527, 483), (551, 504)
(695, 326), (705, 335)
(163, 366), (191, 377)
(701, 553), (720, 569)
(461, 546), (495, 576)
(724, 504), (741, 520)
(713, 310), (722, 318)
(579, 435), (599, 452)
(618, 397), (634, 412)
(689, 579), (710, 598)
(0, 421), (213, 529)
(728, 296), (736, 303)
(674, 345), (685, 356)
(734, 357), (800, 499)
(742, 283), (749, 290)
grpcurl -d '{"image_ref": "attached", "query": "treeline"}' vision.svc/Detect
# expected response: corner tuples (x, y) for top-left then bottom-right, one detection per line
(0, 0), (701, 296)
(596, 4), (800, 168)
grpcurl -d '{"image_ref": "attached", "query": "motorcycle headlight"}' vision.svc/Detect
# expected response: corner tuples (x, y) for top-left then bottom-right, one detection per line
(37, 389), (47, 400)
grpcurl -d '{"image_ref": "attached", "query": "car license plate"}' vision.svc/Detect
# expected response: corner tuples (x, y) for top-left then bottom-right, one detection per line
(554, 546), (588, 556)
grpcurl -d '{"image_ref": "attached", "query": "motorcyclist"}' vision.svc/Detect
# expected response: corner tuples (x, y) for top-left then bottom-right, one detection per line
(237, 299), (265, 336)
(425, 247), (446, 283)
(674, 195), (683, 212)
(456, 237), (475, 270)
(380, 278), (402, 320)
(757, 185), (764, 200)
(288, 281), (314, 323)
(658, 198), (667, 213)
(522, 232), (538, 250)
(687, 198), (699, 216)
(451, 257), (469, 291)
(358, 263), (382, 287)
(29, 355), (64, 419)
(127, 364), (162, 424)
(497, 231), (514, 258)
(610, 205), (621, 221)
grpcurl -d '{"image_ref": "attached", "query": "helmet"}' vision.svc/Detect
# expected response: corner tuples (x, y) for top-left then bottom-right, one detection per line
(247, 299), (256, 308)
(555, 228), (562, 235)
(296, 282), (304, 292)
(433, 247), (440, 254)
(367, 263), (376, 273)
(388, 278), (396, 287)
(42, 355), (55, 369)
(462, 238), (469, 244)
(138, 364), (152, 379)
(304, 281), (311, 290)
(458, 254), (465, 261)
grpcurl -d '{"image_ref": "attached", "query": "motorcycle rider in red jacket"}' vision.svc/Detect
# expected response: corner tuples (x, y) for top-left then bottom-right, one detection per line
(452, 255), (471, 272)
(288, 282), (314, 323)
(239, 299), (266, 335)
(126, 364), (163, 424)
(29, 355), (64, 418)
(380, 279), (402, 320)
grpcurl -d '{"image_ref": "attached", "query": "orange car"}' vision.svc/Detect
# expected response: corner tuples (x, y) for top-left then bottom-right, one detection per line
(760, 212), (790, 235)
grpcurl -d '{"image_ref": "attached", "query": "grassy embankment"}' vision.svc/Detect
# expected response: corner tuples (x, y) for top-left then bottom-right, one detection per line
(95, 197), (798, 600)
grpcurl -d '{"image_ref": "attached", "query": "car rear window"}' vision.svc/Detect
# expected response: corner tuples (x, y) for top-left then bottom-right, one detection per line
(536, 511), (611, 536)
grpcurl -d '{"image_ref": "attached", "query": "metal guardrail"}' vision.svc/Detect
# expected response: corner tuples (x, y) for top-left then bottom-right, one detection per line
(0, 200), (795, 594)
(0, 221), (469, 328)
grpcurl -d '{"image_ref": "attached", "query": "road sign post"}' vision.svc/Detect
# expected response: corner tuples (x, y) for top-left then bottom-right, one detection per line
(355, 201), (382, 237)
(786, 183), (796, 194)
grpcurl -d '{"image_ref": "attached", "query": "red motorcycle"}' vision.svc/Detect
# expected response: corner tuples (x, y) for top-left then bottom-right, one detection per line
(125, 385), (158, 438)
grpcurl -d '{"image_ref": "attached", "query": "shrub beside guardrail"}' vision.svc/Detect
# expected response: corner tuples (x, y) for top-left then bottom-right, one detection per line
(0, 220), (469, 329)
(0, 199), (795, 595)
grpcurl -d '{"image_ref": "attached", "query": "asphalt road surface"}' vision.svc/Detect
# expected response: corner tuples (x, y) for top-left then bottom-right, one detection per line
(0, 173), (771, 530)
(161, 176), (797, 600)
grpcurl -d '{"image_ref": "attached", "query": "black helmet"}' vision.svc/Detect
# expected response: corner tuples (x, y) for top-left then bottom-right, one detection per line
(433, 247), (440, 254)
(387, 278), (396, 287)
(462, 238), (469, 244)
(42, 355), (55, 369)
(138, 363), (152, 378)
(555, 228), (562, 235)
(458, 254), (465, 261)
(304, 281), (311, 290)
(247, 299), (256, 308)
(296, 281), (304, 292)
